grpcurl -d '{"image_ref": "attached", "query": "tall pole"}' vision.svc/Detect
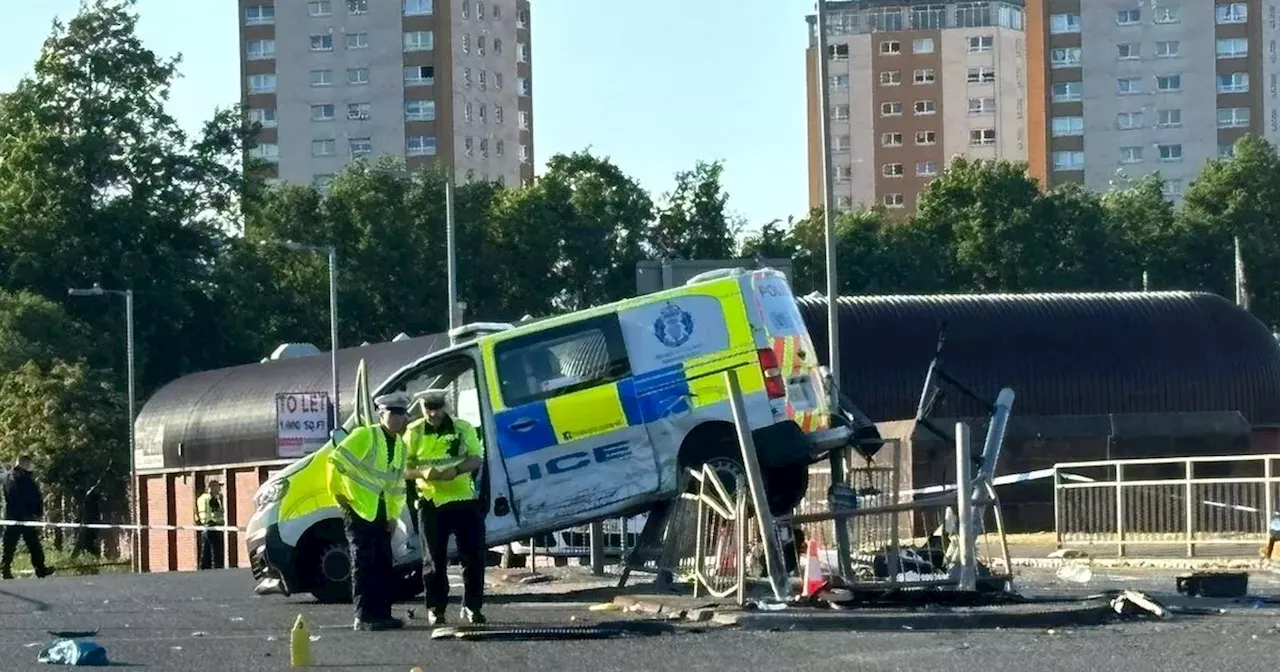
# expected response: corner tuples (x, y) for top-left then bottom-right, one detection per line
(445, 171), (459, 331)
(815, 0), (853, 582)
(327, 247), (340, 430)
(125, 289), (139, 573)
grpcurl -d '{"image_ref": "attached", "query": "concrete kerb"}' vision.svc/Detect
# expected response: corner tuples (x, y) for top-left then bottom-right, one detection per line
(1006, 556), (1270, 571)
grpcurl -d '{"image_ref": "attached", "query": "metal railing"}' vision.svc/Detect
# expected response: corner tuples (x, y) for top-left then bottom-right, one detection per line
(1054, 454), (1280, 557)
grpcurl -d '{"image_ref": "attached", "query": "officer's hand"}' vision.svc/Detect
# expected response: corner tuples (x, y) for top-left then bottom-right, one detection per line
(433, 467), (458, 481)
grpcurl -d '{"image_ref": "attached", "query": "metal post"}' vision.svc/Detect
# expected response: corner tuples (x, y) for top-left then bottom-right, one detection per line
(1053, 467), (1063, 547)
(888, 437), (900, 584)
(724, 370), (788, 601)
(955, 422), (977, 591)
(1265, 458), (1275, 553)
(327, 247), (340, 431)
(1185, 460), (1195, 558)
(1115, 463), (1125, 558)
(125, 290), (139, 573)
(589, 521), (604, 576)
(445, 172), (459, 331)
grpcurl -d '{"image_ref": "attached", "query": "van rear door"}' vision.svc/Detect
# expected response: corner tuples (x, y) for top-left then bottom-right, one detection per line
(743, 272), (830, 430)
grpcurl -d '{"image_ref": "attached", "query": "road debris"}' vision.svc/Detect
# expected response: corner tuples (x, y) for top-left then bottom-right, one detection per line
(37, 639), (108, 666)
(1056, 565), (1093, 583)
(1110, 590), (1168, 619)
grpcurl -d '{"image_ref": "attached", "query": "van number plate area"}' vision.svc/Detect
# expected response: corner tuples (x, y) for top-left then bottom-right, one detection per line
(787, 376), (817, 412)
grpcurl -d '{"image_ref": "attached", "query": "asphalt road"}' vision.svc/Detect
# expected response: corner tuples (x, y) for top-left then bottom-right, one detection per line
(0, 567), (1276, 671)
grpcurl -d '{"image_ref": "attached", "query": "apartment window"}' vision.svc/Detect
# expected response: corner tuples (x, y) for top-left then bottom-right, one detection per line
(496, 140), (505, 157)
(1217, 38), (1248, 58)
(246, 39), (275, 60)
(347, 33), (369, 50)
(349, 137), (372, 156)
(347, 68), (370, 85)
(836, 196), (853, 211)
(479, 139), (489, 159)
(1154, 7), (1177, 23)
(910, 4), (946, 30)
(308, 1), (332, 17)
(880, 41), (901, 55)
(914, 100), (937, 115)
(517, 43), (529, 62)
(969, 128), (996, 146)
(249, 144), (279, 162)
(1219, 72), (1250, 93)
(968, 97), (996, 114)
(245, 4), (275, 24)
(1156, 109), (1182, 127)
(1163, 180), (1183, 199)
(955, 2), (994, 28)
(834, 135), (851, 151)
(883, 163), (905, 177)
(967, 35), (994, 52)
(407, 135), (437, 156)
(1218, 107), (1251, 128)
(968, 66), (996, 83)
(312, 139), (337, 157)
(347, 0), (368, 14)
(248, 108), (277, 128)
(914, 69), (936, 84)
(1156, 41), (1179, 58)
(882, 132), (903, 147)
(1117, 77), (1142, 94)
(310, 35), (333, 52)
(310, 69), (333, 87)
(1117, 111), (1144, 129)
(1117, 43), (1140, 60)
(495, 106), (504, 124)
(913, 38), (934, 54)
(881, 102), (903, 117)
(311, 104), (336, 122)
(494, 73), (503, 90)
(833, 105), (850, 121)
(347, 102), (371, 120)
(1049, 13), (1079, 34)
(916, 130), (937, 145)
(404, 66), (435, 86)
(1052, 151), (1084, 171)
(404, 0), (434, 16)
(835, 74), (854, 89)
(493, 4), (500, 19)
(248, 73), (276, 93)
(517, 7), (528, 27)
(479, 104), (487, 124)
(405, 99), (436, 121)
(883, 193), (905, 209)
(494, 39), (503, 55)
(833, 165), (853, 182)
(1051, 116), (1084, 137)
(1217, 3), (1247, 24)
(1052, 81), (1082, 102)
(1051, 48), (1080, 67)
(518, 110), (529, 129)
(312, 174), (335, 190)
(405, 30), (434, 51)
(519, 144), (531, 163)
(1120, 147), (1143, 164)
(916, 161), (937, 177)
(878, 71), (900, 86)
(828, 44), (849, 61)
(462, 34), (470, 54)
(1156, 75), (1181, 92)
(1158, 144), (1183, 161)
(1116, 9), (1140, 25)
(479, 71), (487, 91)
(464, 102), (473, 123)
(1219, 142), (1237, 158)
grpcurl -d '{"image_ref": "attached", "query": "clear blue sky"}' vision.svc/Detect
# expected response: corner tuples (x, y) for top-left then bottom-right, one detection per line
(0, 0), (813, 229)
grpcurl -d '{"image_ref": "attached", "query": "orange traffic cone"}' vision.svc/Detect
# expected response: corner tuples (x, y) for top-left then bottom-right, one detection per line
(802, 539), (827, 597)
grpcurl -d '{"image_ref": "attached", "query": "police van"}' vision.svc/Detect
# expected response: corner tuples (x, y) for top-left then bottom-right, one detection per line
(246, 267), (851, 601)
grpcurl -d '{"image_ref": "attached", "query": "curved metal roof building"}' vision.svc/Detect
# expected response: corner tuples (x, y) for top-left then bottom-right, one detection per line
(136, 291), (1280, 470)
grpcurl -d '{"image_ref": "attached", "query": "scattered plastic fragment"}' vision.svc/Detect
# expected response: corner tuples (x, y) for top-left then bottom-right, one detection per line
(308, 635), (321, 642)
(1111, 590), (1167, 619)
(1056, 565), (1093, 584)
(37, 639), (109, 666)
(588, 603), (622, 612)
(230, 617), (245, 622)
(191, 632), (208, 637)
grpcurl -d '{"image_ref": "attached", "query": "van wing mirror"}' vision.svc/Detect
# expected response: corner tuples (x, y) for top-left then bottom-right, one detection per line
(330, 428), (349, 445)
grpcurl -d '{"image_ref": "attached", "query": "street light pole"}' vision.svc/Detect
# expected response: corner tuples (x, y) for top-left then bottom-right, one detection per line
(69, 284), (139, 572)
(278, 241), (341, 430)
(445, 171), (459, 331)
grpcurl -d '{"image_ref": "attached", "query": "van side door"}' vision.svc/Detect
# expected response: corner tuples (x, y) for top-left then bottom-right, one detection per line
(487, 314), (659, 529)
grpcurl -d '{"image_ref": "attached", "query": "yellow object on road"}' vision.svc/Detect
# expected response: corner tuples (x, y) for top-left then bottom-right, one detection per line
(588, 602), (622, 612)
(290, 614), (311, 667)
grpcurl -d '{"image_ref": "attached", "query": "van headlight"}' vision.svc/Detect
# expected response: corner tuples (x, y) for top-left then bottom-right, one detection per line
(253, 480), (289, 511)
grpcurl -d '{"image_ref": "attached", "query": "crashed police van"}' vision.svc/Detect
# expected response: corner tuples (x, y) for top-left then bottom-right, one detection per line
(246, 267), (851, 601)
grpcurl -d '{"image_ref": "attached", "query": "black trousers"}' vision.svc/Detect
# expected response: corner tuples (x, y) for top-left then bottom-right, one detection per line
(343, 501), (393, 622)
(198, 529), (225, 569)
(418, 499), (485, 613)
(1, 525), (46, 575)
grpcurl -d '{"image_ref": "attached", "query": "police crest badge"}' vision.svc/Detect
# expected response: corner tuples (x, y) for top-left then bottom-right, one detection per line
(653, 303), (695, 348)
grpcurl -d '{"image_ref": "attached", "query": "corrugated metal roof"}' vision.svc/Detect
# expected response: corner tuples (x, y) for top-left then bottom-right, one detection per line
(795, 292), (1280, 425)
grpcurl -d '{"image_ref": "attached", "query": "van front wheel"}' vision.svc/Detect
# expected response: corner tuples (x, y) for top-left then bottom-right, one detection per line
(308, 540), (352, 603)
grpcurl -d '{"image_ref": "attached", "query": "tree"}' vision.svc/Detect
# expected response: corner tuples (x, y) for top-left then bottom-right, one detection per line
(648, 161), (738, 260)
(1100, 173), (1178, 290)
(0, 290), (92, 374)
(0, 361), (128, 555)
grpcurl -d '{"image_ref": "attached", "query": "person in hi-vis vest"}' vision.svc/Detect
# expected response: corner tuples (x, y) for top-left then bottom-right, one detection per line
(195, 479), (225, 570)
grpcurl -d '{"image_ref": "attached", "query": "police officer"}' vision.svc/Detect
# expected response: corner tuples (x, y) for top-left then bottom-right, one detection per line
(195, 479), (225, 570)
(404, 389), (486, 625)
(327, 392), (409, 631)
(1, 456), (49, 580)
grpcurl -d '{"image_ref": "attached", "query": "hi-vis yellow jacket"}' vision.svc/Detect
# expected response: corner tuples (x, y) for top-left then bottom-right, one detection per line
(326, 425), (407, 522)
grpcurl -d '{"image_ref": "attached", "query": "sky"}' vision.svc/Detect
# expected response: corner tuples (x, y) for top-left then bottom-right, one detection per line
(0, 0), (815, 230)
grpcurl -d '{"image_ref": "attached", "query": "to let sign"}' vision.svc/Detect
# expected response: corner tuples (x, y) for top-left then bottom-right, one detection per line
(276, 392), (331, 458)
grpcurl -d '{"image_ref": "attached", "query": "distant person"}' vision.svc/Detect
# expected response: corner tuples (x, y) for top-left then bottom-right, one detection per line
(1, 456), (49, 579)
(196, 479), (225, 570)
(1263, 512), (1280, 562)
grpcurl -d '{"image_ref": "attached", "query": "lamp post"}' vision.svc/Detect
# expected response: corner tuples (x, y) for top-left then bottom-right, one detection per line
(276, 241), (341, 430)
(68, 284), (138, 572)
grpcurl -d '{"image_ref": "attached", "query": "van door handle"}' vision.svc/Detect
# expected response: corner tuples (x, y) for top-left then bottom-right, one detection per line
(508, 418), (538, 432)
